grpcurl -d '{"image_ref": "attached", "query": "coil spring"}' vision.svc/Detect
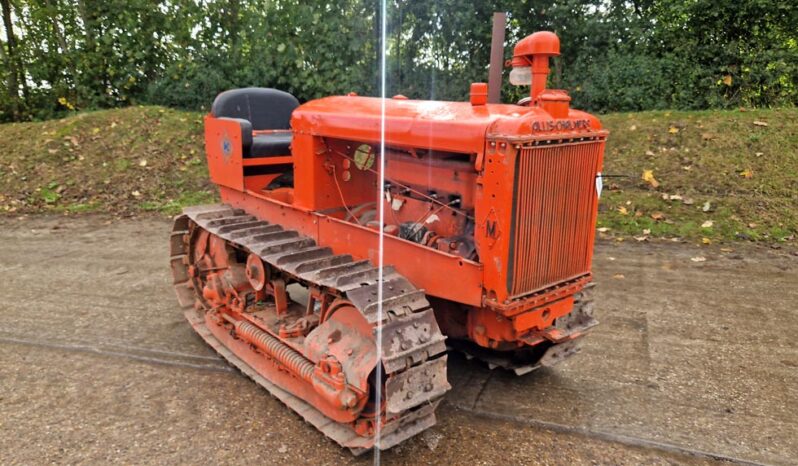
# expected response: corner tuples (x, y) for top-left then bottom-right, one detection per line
(236, 320), (315, 381)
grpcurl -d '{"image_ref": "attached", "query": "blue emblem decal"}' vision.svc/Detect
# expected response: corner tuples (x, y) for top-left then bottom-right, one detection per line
(221, 136), (233, 160)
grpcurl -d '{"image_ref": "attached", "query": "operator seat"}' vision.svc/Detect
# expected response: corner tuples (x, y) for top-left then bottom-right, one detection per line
(211, 87), (299, 158)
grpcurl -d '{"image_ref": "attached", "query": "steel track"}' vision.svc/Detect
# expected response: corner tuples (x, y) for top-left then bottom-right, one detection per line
(170, 204), (450, 453)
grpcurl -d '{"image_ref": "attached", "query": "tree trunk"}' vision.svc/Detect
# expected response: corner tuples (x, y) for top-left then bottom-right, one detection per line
(1, 0), (21, 119)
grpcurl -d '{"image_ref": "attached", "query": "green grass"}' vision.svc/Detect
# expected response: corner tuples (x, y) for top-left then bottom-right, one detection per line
(598, 108), (798, 243)
(1, 105), (795, 245)
(0, 106), (216, 216)
(139, 190), (217, 215)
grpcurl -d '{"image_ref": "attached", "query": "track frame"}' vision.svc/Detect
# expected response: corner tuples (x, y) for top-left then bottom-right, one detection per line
(170, 204), (450, 453)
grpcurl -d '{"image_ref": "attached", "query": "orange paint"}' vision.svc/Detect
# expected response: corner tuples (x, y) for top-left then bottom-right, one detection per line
(199, 29), (606, 370)
(176, 30), (607, 451)
(202, 36), (607, 350)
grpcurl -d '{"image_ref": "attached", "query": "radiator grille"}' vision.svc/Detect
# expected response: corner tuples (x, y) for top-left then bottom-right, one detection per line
(507, 139), (603, 297)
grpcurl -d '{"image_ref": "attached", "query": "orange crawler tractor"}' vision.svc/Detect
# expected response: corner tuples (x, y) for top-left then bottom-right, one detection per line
(170, 31), (605, 452)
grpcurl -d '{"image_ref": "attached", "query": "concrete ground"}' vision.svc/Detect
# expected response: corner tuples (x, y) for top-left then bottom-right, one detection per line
(0, 214), (796, 465)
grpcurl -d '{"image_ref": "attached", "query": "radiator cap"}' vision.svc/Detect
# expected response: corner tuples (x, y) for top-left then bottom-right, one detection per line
(538, 89), (571, 118)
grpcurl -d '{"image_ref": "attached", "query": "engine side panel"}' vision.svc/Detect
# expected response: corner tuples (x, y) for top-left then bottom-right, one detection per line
(218, 186), (484, 307)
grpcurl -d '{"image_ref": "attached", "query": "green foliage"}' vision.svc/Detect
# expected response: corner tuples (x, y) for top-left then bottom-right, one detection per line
(0, 0), (796, 122)
(566, 51), (678, 112)
(146, 0), (380, 110)
(645, 0), (798, 109)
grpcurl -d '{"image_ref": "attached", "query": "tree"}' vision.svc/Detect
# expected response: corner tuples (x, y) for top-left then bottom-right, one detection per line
(0, 0), (796, 122)
(1, 0), (23, 118)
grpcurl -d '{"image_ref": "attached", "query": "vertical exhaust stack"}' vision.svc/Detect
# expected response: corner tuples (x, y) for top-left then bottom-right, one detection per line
(487, 12), (507, 104)
(510, 31), (561, 102)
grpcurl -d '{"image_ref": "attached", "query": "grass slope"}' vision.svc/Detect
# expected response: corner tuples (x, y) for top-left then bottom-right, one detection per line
(0, 106), (215, 216)
(600, 108), (797, 243)
(1, 105), (795, 244)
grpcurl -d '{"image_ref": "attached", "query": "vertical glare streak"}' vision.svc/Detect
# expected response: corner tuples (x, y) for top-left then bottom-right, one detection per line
(374, 0), (387, 463)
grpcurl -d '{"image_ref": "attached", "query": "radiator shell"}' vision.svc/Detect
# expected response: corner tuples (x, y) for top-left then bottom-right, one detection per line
(476, 134), (606, 304)
(507, 139), (604, 297)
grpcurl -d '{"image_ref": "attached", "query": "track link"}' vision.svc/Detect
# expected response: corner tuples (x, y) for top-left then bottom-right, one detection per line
(170, 204), (449, 453)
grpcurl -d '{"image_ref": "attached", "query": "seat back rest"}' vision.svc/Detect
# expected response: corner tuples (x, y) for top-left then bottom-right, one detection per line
(217, 117), (253, 151)
(211, 88), (299, 131)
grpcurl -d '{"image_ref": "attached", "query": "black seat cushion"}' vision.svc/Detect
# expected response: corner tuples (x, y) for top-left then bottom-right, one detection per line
(251, 132), (292, 157)
(211, 88), (299, 131)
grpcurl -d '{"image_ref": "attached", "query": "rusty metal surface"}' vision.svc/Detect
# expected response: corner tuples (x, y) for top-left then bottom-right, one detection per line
(170, 204), (450, 452)
(539, 339), (581, 367)
(385, 357), (450, 415)
(380, 309), (447, 374)
(183, 307), (375, 452)
(508, 141), (603, 296)
(448, 286), (598, 376)
(488, 12), (507, 104)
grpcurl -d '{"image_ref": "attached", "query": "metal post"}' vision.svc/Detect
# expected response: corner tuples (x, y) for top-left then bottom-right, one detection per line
(488, 12), (507, 104)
